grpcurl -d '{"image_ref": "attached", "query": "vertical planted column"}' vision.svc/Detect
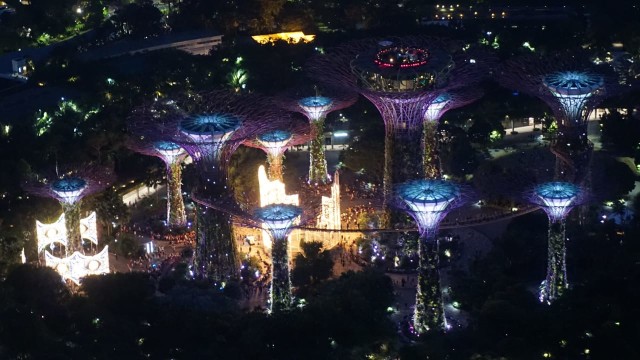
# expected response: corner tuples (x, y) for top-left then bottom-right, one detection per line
(395, 179), (462, 334)
(257, 130), (292, 181)
(254, 204), (302, 313)
(299, 96), (333, 184)
(153, 141), (188, 227)
(51, 178), (88, 253)
(530, 181), (583, 303)
(422, 93), (450, 179)
(178, 113), (242, 282)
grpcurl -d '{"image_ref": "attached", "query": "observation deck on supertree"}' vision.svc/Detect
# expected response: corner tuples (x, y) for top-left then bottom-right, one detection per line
(422, 88), (484, 179)
(307, 37), (492, 208)
(528, 181), (585, 304)
(395, 179), (466, 334)
(24, 164), (115, 254)
(126, 138), (188, 227)
(129, 91), (289, 283)
(254, 203), (302, 313)
(276, 85), (356, 185)
(243, 119), (312, 181)
(499, 52), (629, 181)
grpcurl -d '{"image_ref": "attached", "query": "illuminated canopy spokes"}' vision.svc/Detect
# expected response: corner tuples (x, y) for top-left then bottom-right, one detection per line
(534, 181), (582, 221)
(51, 177), (88, 204)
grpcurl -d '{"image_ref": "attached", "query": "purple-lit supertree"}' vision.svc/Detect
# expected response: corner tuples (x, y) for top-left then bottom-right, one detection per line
(243, 120), (312, 181)
(129, 91), (286, 282)
(422, 88), (484, 178)
(527, 181), (586, 304)
(253, 203), (302, 313)
(499, 52), (627, 182)
(276, 86), (356, 184)
(394, 179), (466, 334)
(308, 37), (492, 209)
(126, 138), (187, 227)
(24, 164), (115, 254)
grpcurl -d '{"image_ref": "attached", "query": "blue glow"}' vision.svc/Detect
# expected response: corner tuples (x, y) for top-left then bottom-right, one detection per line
(254, 204), (302, 222)
(543, 71), (603, 96)
(432, 93), (451, 104)
(179, 113), (241, 135)
(51, 177), (87, 193)
(259, 130), (292, 143)
(153, 141), (181, 152)
(299, 96), (332, 108)
(396, 180), (459, 204)
(535, 181), (579, 201)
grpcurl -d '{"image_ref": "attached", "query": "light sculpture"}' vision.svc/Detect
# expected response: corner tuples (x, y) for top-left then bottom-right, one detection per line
(421, 88), (483, 178)
(127, 130), (189, 227)
(45, 246), (110, 285)
(529, 181), (584, 303)
(317, 170), (341, 231)
(257, 130), (291, 181)
(308, 37), (492, 210)
(257, 165), (299, 249)
(499, 52), (626, 182)
(129, 91), (287, 282)
(24, 165), (114, 253)
(254, 204), (302, 313)
(36, 212), (98, 253)
(395, 179), (463, 333)
(277, 86), (356, 185)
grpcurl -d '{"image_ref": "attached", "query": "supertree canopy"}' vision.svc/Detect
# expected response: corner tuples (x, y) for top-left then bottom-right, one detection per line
(308, 37), (492, 208)
(254, 204), (302, 313)
(126, 138), (188, 227)
(499, 52), (628, 181)
(395, 179), (466, 334)
(24, 164), (115, 254)
(528, 181), (585, 303)
(277, 85), (356, 184)
(129, 91), (288, 283)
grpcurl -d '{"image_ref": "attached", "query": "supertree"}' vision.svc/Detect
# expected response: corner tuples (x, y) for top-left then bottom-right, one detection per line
(307, 37), (492, 208)
(499, 52), (628, 182)
(242, 120), (311, 181)
(394, 179), (466, 334)
(126, 138), (187, 227)
(527, 181), (586, 304)
(253, 203), (302, 313)
(422, 87), (484, 178)
(23, 164), (115, 254)
(276, 85), (356, 184)
(129, 91), (287, 283)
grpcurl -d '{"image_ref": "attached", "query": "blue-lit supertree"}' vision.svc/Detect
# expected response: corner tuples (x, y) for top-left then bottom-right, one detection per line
(24, 164), (115, 253)
(422, 88), (484, 178)
(254, 203), (302, 313)
(126, 138), (187, 227)
(308, 37), (492, 209)
(277, 86), (356, 184)
(499, 53), (627, 182)
(243, 120), (312, 181)
(129, 92), (284, 283)
(528, 181), (585, 303)
(395, 179), (466, 333)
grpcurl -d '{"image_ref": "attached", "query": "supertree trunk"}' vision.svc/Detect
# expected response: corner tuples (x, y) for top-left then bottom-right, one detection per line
(414, 232), (445, 333)
(309, 119), (329, 184)
(194, 203), (239, 282)
(167, 162), (186, 227)
(270, 236), (292, 312)
(544, 220), (567, 303)
(63, 201), (82, 254)
(383, 128), (423, 226)
(423, 121), (441, 179)
(266, 153), (284, 182)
